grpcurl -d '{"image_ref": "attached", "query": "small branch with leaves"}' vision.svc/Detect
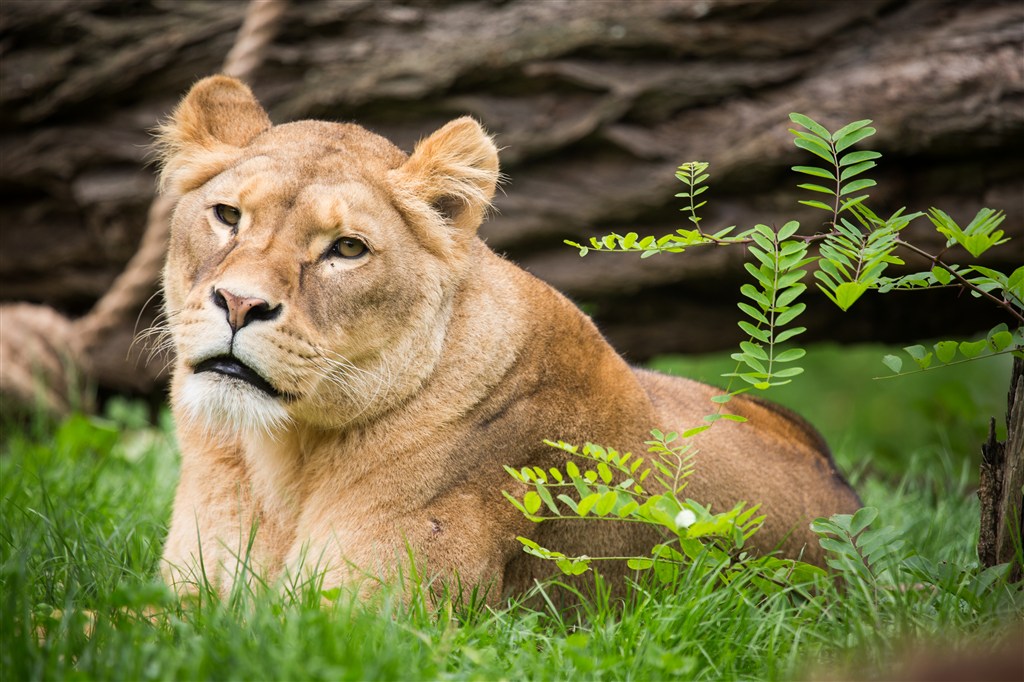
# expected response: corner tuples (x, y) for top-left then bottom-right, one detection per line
(566, 112), (1022, 380)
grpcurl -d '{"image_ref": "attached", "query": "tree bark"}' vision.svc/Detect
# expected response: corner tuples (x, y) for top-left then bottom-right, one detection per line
(979, 356), (1024, 582)
(1, 0), (1021, 396)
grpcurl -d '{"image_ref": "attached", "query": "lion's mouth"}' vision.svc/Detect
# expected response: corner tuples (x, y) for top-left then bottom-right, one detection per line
(193, 356), (282, 398)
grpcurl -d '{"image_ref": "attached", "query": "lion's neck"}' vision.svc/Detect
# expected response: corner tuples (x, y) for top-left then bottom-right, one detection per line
(240, 426), (307, 530)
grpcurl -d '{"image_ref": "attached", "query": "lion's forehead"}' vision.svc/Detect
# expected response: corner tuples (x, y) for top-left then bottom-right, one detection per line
(211, 154), (398, 236)
(252, 120), (407, 175)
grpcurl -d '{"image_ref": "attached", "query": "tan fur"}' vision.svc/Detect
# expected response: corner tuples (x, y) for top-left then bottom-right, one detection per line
(158, 76), (860, 600)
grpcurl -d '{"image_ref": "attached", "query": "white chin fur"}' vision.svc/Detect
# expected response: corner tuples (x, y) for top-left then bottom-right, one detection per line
(179, 372), (290, 437)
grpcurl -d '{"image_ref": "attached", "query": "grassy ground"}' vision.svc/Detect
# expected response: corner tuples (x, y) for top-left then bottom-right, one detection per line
(1, 346), (1021, 680)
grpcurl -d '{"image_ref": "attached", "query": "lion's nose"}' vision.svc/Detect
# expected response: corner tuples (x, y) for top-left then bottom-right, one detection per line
(212, 288), (281, 331)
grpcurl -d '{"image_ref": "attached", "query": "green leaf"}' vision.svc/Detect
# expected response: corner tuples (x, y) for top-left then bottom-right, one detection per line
(959, 340), (988, 359)
(779, 243), (809, 260)
(839, 161), (876, 181)
(831, 119), (873, 142)
(516, 536), (540, 550)
(970, 265), (1007, 286)
(792, 165), (837, 180)
(903, 344), (928, 361)
(839, 150), (882, 166)
(557, 558), (591, 576)
(789, 113), (833, 140)
(840, 179), (877, 196)
(744, 262), (773, 289)
(536, 483), (559, 513)
(774, 348), (806, 363)
(577, 493), (602, 517)
(738, 302), (769, 325)
(1006, 266), (1024, 303)
(503, 465), (524, 482)
(523, 491), (542, 515)
(776, 284), (806, 308)
(503, 491), (529, 516)
(751, 230), (775, 251)
(793, 137), (835, 164)
(913, 352), (937, 368)
(740, 341), (769, 360)
(798, 182), (836, 195)
(904, 344), (933, 369)
(849, 507), (878, 535)
(741, 284), (771, 309)
(799, 199), (835, 212)
(734, 352), (767, 373)
(988, 331), (1013, 352)
(617, 500), (640, 518)
(934, 340), (958, 364)
(838, 195), (869, 213)
(556, 494), (579, 513)
(775, 302), (806, 326)
(777, 221), (801, 241)
(739, 320), (771, 343)
(774, 326), (807, 343)
(627, 558), (654, 571)
(834, 126), (876, 152)
(931, 266), (952, 285)
(595, 490), (618, 516)
(833, 282), (868, 310)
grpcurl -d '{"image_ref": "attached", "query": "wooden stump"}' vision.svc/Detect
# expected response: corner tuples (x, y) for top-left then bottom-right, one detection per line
(979, 356), (1024, 582)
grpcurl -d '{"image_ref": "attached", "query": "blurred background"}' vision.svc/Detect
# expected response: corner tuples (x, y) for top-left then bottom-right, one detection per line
(1, 0), (1021, 443)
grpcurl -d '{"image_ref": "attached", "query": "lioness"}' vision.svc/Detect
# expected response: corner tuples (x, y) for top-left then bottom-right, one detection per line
(158, 75), (860, 600)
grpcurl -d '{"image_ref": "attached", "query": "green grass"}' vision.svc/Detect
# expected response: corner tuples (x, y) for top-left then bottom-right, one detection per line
(2, 347), (1022, 681)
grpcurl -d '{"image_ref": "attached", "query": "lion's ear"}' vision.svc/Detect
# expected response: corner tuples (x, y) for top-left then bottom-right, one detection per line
(395, 117), (500, 236)
(156, 75), (271, 194)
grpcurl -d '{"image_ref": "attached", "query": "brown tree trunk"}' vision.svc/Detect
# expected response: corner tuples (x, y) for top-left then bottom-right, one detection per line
(979, 356), (1024, 582)
(1, 0), (1021, 397)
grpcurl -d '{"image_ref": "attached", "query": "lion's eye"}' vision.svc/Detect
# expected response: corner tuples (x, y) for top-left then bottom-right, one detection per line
(213, 204), (241, 227)
(330, 237), (368, 259)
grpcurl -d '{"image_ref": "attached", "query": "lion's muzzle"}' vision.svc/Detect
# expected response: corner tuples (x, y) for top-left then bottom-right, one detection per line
(193, 355), (282, 398)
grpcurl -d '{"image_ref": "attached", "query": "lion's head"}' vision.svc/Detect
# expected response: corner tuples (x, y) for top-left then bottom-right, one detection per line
(157, 76), (500, 434)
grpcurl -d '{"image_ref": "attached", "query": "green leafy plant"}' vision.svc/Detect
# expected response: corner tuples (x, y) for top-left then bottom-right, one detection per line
(565, 161), (736, 258)
(502, 435), (823, 592)
(785, 113), (1022, 377)
(928, 207), (1008, 259)
(727, 222), (811, 392)
(504, 112), (1022, 592)
(810, 507), (905, 588)
(788, 113), (878, 223)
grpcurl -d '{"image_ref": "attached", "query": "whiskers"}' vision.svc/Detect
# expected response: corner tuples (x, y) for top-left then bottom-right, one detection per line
(130, 304), (179, 375)
(304, 348), (397, 426)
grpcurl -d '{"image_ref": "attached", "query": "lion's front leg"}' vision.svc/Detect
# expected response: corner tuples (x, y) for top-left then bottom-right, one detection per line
(282, 488), (518, 606)
(162, 443), (275, 596)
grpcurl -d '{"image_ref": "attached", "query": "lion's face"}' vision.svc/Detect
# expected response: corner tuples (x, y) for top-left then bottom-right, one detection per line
(159, 78), (498, 434)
